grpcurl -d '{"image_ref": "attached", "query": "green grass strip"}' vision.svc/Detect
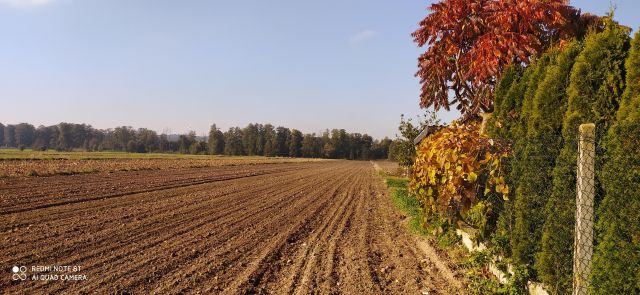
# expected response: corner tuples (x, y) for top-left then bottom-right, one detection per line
(382, 174), (428, 236)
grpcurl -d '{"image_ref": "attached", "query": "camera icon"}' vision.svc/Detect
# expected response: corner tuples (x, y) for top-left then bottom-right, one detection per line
(11, 266), (27, 281)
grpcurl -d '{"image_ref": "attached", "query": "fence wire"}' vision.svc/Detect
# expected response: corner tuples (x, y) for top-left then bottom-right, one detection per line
(486, 123), (599, 295)
(573, 124), (596, 295)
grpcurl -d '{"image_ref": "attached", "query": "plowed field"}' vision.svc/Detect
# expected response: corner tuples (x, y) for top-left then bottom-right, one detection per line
(1, 161), (461, 294)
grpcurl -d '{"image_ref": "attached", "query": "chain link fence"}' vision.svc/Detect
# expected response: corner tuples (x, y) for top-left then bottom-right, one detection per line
(487, 122), (601, 295)
(573, 123), (596, 295)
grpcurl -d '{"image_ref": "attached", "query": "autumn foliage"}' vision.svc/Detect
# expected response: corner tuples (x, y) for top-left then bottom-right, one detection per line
(411, 4), (638, 292)
(412, 0), (600, 116)
(411, 122), (510, 234)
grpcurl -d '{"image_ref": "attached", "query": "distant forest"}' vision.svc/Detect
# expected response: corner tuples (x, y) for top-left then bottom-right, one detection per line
(0, 122), (395, 160)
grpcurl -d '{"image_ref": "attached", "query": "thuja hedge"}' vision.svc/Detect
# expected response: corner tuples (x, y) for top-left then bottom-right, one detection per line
(538, 21), (630, 294)
(488, 64), (525, 258)
(518, 40), (583, 288)
(590, 30), (640, 295)
(513, 42), (583, 276)
(489, 64), (524, 140)
(483, 18), (635, 294)
(488, 56), (549, 264)
(510, 50), (557, 269)
(488, 49), (562, 268)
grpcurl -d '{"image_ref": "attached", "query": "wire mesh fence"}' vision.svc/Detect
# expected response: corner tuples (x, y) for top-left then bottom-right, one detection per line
(484, 122), (601, 295)
(573, 124), (596, 295)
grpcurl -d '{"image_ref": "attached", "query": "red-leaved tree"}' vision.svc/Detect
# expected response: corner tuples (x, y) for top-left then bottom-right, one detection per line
(412, 0), (600, 117)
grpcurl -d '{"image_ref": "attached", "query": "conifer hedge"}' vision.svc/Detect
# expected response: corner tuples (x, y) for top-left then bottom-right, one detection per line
(488, 64), (524, 257)
(590, 30), (640, 295)
(488, 64), (524, 140)
(510, 51), (557, 268)
(537, 20), (630, 294)
(509, 43), (583, 276)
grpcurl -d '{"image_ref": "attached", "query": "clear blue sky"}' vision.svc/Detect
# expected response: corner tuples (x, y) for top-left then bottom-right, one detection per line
(1, 0), (638, 139)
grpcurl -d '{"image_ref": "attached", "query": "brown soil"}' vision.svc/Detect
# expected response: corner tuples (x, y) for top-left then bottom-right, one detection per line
(0, 156), (322, 178)
(1, 161), (462, 294)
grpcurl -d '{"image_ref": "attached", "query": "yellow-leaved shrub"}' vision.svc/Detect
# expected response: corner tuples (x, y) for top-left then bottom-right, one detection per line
(411, 121), (510, 238)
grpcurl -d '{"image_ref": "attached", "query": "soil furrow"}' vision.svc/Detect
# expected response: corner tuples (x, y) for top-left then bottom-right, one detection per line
(0, 164), (311, 215)
(7, 167), (334, 292)
(1, 161), (462, 294)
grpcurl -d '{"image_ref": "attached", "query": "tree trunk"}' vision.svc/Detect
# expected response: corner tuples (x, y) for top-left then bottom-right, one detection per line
(479, 112), (493, 136)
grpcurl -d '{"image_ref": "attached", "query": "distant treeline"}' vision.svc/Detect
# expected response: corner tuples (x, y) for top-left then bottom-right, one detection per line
(0, 122), (395, 160)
